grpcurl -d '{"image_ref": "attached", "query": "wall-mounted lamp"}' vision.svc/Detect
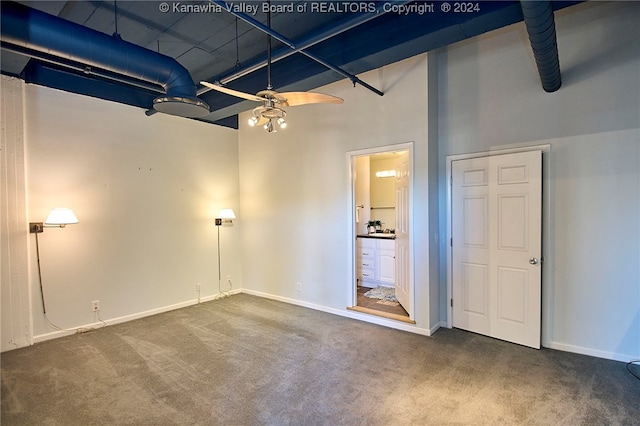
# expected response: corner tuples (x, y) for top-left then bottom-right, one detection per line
(29, 208), (79, 326)
(215, 208), (236, 226)
(215, 209), (235, 298)
(30, 208), (79, 233)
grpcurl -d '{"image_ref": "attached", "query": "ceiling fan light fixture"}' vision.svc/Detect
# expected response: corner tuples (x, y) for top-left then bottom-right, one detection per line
(248, 104), (287, 132)
(200, 3), (342, 135)
(264, 120), (276, 133)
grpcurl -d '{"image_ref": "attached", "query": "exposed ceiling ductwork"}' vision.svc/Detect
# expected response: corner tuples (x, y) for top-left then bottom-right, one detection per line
(0, 1), (210, 117)
(0, 1), (579, 127)
(520, 0), (562, 92)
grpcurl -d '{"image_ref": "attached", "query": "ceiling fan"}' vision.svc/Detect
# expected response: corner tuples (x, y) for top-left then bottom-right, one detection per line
(200, 7), (343, 133)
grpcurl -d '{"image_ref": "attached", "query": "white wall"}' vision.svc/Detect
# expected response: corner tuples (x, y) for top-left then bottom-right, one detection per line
(370, 156), (397, 230)
(3, 0), (636, 361)
(7, 83), (242, 343)
(1, 76), (31, 352)
(237, 54), (439, 331)
(437, 1), (640, 360)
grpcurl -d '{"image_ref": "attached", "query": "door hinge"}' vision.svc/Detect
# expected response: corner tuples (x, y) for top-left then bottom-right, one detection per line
(450, 298), (453, 308)
(450, 238), (453, 247)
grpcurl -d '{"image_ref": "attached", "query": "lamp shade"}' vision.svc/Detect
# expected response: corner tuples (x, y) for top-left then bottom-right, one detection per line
(45, 208), (79, 226)
(218, 209), (236, 219)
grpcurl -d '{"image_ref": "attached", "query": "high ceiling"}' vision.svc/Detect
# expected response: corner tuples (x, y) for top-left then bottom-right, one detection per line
(0, 1), (579, 128)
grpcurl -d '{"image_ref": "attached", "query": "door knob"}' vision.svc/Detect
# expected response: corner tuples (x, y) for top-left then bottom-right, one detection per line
(529, 257), (539, 265)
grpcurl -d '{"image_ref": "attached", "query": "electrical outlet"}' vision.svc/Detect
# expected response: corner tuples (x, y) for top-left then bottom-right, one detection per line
(296, 282), (302, 292)
(91, 300), (100, 312)
(196, 282), (201, 291)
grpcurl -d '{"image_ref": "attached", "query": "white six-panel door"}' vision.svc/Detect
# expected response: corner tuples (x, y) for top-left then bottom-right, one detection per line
(452, 151), (542, 348)
(395, 151), (411, 316)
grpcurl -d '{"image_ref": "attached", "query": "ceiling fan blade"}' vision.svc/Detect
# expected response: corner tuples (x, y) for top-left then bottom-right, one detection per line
(200, 81), (263, 102)
(278, 92), (344, 107)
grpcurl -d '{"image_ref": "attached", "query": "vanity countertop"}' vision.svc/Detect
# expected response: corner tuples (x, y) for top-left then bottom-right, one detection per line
(357, 233), (396, 239)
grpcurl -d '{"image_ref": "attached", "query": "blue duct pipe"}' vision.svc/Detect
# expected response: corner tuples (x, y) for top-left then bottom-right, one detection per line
(0, 1), (209, 116)
(1, 42), (165, 94)
(520, 0), (561, 92)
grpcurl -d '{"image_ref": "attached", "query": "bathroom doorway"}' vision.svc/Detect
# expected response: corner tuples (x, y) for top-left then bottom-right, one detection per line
(348, 143), (414, 323)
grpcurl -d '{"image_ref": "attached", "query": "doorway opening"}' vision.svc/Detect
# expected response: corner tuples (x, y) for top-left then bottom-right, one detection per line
(347, 143), (414, 323)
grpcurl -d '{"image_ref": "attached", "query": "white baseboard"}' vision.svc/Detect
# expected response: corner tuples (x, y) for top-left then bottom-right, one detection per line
(548, 340), (639, 363)
(32, 289), (241, 345)
(240, 288), (433, 337)
(32, 288), (635, 364)
(33, 288), (440, 344)
(430, 321), (447, 335)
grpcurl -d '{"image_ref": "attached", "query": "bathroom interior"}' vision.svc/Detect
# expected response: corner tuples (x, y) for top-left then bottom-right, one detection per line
(354, 151), (409, 318)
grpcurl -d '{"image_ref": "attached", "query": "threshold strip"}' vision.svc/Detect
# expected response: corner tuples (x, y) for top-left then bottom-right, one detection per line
(347, 306), (416, 324)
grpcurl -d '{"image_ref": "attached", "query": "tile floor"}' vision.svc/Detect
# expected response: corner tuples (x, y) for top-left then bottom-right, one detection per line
(356, 286), (409, 317)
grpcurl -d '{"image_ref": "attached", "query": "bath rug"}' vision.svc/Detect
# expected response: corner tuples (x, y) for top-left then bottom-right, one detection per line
(364, 286), (398, 303)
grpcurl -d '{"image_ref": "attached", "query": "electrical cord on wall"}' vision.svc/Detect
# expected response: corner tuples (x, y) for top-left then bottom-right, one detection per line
(35, 231), (105, 334)
(627, 360), (640, 380)
(94, 311), (108, 328)
(35, 231), (68, 331)
(216, 225), (232, 299)
(217, 276), (232, 298)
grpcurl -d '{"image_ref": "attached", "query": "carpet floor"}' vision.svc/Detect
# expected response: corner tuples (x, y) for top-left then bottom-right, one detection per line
(2, 293), (639, 425)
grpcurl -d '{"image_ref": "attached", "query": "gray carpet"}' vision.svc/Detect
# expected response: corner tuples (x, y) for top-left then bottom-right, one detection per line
(1, 293), (638, 425)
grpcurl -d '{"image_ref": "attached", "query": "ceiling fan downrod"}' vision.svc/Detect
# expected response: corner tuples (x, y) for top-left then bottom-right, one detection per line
(199, 0), (343, 133)
(266, 0), (272, 91)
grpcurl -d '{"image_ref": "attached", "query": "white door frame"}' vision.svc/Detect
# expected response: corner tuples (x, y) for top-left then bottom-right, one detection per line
(446, 144), (552, 347)
(348, 142), (415, 320)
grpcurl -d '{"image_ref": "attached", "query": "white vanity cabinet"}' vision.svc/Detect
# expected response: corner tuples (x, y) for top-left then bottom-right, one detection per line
(358, 238), (376, 282)
(357, 237), (395, 287)
(377, 242), (395, 285)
